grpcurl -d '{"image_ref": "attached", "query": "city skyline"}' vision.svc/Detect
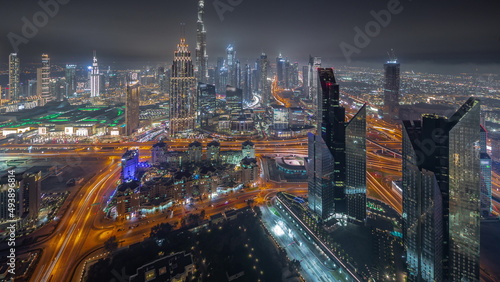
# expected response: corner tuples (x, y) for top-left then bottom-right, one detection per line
(0, 1), (499, 282)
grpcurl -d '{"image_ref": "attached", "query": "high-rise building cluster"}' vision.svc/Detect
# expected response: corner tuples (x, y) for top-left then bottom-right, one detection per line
(307, 68), (367, 223)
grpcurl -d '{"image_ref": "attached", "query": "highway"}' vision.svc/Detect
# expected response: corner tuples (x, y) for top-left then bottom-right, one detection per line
(261, 202), (350, 281)
(31, 161), (121, 282)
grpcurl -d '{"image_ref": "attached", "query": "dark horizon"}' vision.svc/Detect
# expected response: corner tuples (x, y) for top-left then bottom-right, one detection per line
(1, 0), (499, 74)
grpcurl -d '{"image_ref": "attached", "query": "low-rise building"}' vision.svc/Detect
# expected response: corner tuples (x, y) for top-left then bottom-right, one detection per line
(129, 251), (194, 282)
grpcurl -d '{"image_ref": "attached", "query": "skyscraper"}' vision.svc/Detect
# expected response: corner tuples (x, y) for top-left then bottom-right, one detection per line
(403, 119), (444, 282)
(126, 81), (140, 136)
(291, 62), (299, 88)
(8, 53), (20, 100)
(22, 171), (41, 221)
(383, 58), (400, 120)
(214, 57), (224, 94)
(302, 65), (309, 97)
(307, 56), (321, 117)
(345, 104), (367, 222)
(243, 64), (252, 103)
(307, 132), (334, 219)
(40, 54), (51, 103)
(65, 64), (77, 96)
(259, 53), (269, 107)
(226, 44), (236, 86)
(402, 98), (481, 281)
(225, 86), (243, 114)
(91, 51), (100, 97)
(195, 0), (208, 83)
(234, 59), (241, 88)
(197, 83), (216, 126)
(307, 68), (366, 222)
(276, 54), (285, 86)
(169, 38), (196, 137)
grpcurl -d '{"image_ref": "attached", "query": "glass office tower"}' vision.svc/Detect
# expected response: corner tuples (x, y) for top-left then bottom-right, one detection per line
(402, 98), (481, 281)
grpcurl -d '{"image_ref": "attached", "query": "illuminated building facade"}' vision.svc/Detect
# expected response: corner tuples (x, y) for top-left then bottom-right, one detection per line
(345, 103), (367, 222)
(241, 157), (258, 186)
(259, 53), (269, 106)
(40, 54), (51, 104)
(276, 54), (285, 87)
(169, 38), (197, 137)
(121, 150), (139, 182)
(242, 63), (252, 103)
(8, 53), (20, 100)
(65, 64), (77, 96)
(307, 132), (334, 219)
(226, 44), (236, 86)
(207, 140), (221, 163)
(188, 141), (202, 163)
(242, 140), (255, 159)
(225, 86), (243, 114)
(197, 83), (216, 126)
(195, 0), (208, 83)
(90, 51), (100, 97)
(402, 98), (481, 281)
(152, 141), (169, 165)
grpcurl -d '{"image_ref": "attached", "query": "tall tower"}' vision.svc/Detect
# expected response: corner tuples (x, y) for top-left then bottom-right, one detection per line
(65, 64), (77, 96)
(383, 52), (400, 120)
(307, 68), (366, 222)
(126, 79), (140, 136)
(402, 98), (481, 281)
(8, 53), (20, 100)
(40, 54), (51, 103)
(169, 38), (196, 137)
(91, 51), (100, 97)
(243, 64), (252, 103)
(276, 53), (285, 87)
(307, 56), (321, 118)
(22, 171), (41, 221)
(259, 53), (269, 107)
(195, 0), (208, 83)
(226, 44), (236, 86)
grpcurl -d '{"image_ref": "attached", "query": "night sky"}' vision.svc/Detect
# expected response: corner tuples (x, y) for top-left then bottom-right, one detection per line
(1, 0), (499, 72)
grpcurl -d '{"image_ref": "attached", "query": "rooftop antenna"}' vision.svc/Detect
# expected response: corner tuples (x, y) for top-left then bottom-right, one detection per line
(387, 49), (397, 62)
